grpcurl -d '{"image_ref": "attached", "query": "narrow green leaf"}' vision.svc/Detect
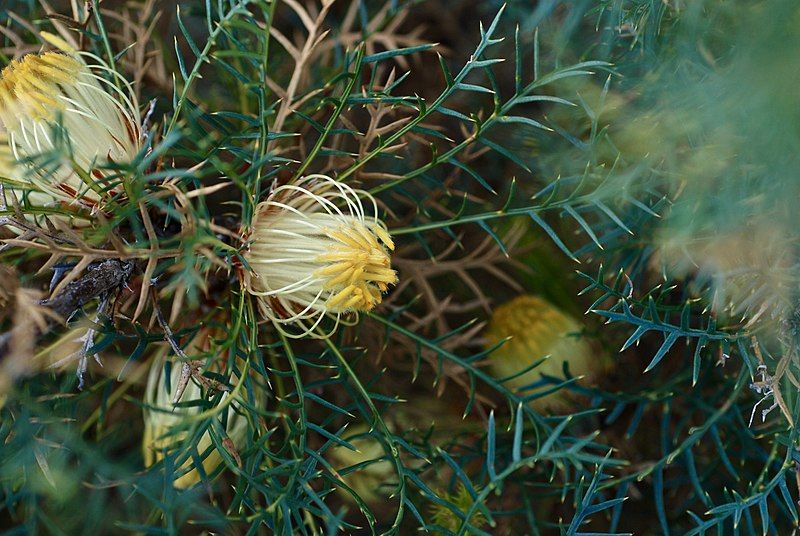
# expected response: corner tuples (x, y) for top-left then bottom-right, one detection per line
(644, 332), (679, 372)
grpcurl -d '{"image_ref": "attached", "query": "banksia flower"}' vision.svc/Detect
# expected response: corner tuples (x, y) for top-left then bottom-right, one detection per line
(143, 347), (250, 489)
(243, 174), (397, 337)
(484, 295), (604, 407)
(0, 33), (141, 211)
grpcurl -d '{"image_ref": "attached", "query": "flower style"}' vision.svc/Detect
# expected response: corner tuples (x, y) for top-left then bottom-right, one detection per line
(0, 33), (141, 211)
(243, 174), (397, 338)
(143, 350), (249, 489)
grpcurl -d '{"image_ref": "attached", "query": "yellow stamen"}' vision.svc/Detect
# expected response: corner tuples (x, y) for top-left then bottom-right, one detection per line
(0, 53), (83, 121)
(313, 223), (398, 313)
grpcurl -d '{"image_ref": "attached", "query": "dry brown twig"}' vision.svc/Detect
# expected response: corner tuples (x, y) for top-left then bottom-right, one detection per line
(101, 0), (171, 99)
(392, 224), (526, 334)
(264, 0), (441, 163)
(149, 286), (231, 404)
(0, 10), (49, 57)
(749, 336), (794, 427)
(320, 0), (432, 70)
(267, 0), (336, 152)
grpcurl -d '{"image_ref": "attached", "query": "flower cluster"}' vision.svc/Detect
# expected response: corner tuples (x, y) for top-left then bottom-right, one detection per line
(0, 37), (397, 337)
(1, 30), (401, 492)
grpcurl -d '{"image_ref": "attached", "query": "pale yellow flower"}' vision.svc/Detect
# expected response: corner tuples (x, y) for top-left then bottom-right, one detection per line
(243, 174), (397, 337)
(327, 425), (395, 505)
(142, 348), (250, 489)
(484, 295), (607, 408)
(0, 33), (141, 211)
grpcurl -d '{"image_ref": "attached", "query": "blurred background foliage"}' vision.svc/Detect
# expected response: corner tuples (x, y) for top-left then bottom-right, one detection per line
(1, 0), (800, 534)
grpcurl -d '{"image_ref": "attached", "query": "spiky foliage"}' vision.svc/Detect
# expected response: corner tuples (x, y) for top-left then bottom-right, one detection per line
(0, 0), (798, 534)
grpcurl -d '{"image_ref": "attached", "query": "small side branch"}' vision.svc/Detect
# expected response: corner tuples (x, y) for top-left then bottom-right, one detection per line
(150, 286), (230, 404)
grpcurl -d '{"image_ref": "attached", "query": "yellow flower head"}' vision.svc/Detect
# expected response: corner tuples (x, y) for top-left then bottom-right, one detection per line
(0, 35), (141, 210)
(243, 174), (397, 338)
(484, 295), (604, 407)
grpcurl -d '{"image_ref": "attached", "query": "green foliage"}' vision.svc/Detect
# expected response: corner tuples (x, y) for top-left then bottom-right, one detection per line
(1, 0), (800, 534)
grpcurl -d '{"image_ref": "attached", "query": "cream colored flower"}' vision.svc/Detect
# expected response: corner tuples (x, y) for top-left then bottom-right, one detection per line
(143, 351), (249, 489)
(243, 174), (397, 338)
(0, 33), (141, 211)
(327, 425), (395, 505)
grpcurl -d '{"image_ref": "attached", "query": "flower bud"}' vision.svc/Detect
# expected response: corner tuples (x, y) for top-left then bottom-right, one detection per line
(327, 425), (396, 505)
(484, 295), (604, 407)
(429, 483), (488, 533)
(142, 342), (251, 489)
